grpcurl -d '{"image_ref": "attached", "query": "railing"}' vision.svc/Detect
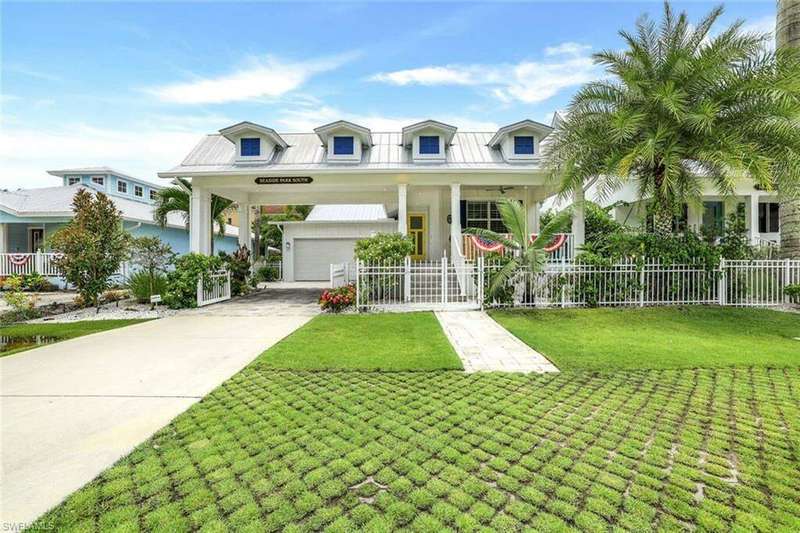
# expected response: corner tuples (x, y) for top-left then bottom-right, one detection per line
(0, 252), (62, 276)
(197, 269), (231, 307)
(462, 233), (575, 263)
(255, 260), (283, 281)
(330, 262), (354, 288)
(355, 257), (800, 311)
(753, 237), (780, 259)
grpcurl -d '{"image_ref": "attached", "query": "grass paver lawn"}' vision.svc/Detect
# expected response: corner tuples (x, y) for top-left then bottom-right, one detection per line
(0, 319), (151, 358)
(35, 367), (800, 532)
(258, 312), (462, 371)
(490, 306), (800, 371)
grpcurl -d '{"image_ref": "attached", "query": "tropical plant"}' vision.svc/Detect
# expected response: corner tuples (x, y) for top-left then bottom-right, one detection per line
(0, 276), (40, 324)
(256, 206), (312, 253)
(463, 198), (572, 299)
(785, 283), (800, 303)
(319, 284), (356, 313)
(50, 189), (131, 309)
(129, 236), (175, 304)
(126, 271), (167, 304)
(163, 253), (224, 309)
(547, 2), (800, 237)
(219, 245), (251, 296)
(153, 178), (235, 254)
(354, 233), (415, 263)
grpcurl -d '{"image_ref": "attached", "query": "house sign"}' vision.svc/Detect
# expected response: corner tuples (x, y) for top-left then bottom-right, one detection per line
(255, 177), (313, 185)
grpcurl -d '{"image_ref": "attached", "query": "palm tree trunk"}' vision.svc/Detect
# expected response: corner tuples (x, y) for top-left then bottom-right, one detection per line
(777, 0), (800, 258)
(651, 167), (674, 237)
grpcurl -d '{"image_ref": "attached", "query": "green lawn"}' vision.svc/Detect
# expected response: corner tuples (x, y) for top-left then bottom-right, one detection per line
(0, 319), (151, 358)
(257, 312), (462, 371)
(36, 368), (800, 532)
(490, 306), (800, 371)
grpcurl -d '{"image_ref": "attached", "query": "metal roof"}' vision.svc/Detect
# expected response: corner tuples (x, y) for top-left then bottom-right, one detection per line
(47, 166), (160, 187)
(305, 204), (388, 222)
(160, 131), (548, 176)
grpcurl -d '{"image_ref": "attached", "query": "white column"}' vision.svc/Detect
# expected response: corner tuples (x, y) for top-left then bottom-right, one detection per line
(397, 184), (408, 235)
(0, 223), (7, 253)
(450, 183), (461, 258)
(237, 203), (251, 250)
(526, 189), (540, 234)
(190, 186), (212, 254)
(749, 193), (759, 245)
(571, 186), (585, 248)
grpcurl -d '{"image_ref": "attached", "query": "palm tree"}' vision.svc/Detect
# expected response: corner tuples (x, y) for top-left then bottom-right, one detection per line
(777, 0), (800, 258)
(547, 2), (800, 237)
(463, 199), (572, 299)
(153, 178), (235, 254)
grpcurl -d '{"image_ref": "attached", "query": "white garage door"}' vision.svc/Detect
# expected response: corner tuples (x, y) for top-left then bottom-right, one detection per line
(294, 239), (358, 281)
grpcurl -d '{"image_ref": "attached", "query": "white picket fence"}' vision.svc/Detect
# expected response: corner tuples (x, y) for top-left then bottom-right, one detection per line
(197, 269), (231, 307)
(355, 258), (800, 311)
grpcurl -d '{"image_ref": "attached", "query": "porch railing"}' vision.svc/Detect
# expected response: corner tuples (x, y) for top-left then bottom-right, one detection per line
(0, 252), (62, 276)
(462, 233), (575, 263)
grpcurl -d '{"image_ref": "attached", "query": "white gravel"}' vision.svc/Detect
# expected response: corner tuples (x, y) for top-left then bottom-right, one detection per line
(26, 300), (180, 323)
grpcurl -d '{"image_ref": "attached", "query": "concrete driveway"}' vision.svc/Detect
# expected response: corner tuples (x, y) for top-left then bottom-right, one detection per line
(0, 289), (318, 528)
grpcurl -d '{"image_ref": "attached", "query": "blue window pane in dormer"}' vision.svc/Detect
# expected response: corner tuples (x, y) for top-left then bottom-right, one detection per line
(514, 136), (535, 155)
(419, 136), (440, 155)
(333, 136), (354, 155)
(241, 138), (261, 157)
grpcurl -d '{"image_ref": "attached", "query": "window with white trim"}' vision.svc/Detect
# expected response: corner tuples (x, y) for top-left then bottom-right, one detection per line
(466, 201), (508, 233)
(91, 175), (105, 186)
(150, 189), (158, 201)
(333, 136), (354, 155)
(759, 202), (780, 233)
(117, 180), (128, 194)
(513, 136), (535, 155)
(134, 185), (143, 198)
(67, 176), (80, 185)
(419, 135), (440, 155)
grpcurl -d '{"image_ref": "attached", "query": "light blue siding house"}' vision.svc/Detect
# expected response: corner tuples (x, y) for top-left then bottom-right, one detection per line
(0, 167), (240, 256)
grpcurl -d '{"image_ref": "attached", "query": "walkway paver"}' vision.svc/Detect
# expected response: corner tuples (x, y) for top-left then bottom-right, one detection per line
(435, 310), (559, 373)
(0, 289), (318, 528)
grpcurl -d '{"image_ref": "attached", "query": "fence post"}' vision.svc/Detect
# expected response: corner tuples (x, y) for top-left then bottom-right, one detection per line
(785, 258), (791, 305)
(196, 274), (203, 307)
(404, 257), (411, 302)
(441, 256), (447, 305)
(478, 255), (484, 310)
(34, 250), (42, 274)
(718, 258), (726, 306)
(355, 260), (361, 312)
(639, 264), (645, 307)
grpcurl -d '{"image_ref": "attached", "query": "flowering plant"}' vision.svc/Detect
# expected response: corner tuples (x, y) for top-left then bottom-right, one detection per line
(320, 284), (356, 313)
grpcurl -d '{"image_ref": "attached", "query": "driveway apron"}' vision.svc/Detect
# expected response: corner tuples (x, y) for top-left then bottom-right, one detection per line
(0, 289), (318, 527)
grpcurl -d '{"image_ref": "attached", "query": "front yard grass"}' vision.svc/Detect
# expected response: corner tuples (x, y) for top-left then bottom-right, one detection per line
(0, 319), (152, 358)
(257, 312), (462, 371)
(36, 367), (800, 532)
(490, 306), (800, 371)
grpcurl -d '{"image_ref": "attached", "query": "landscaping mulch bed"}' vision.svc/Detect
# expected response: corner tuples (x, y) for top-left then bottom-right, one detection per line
(36, 368), (800, 531)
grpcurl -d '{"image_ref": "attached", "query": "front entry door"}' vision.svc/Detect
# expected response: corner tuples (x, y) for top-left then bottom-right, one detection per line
(29, 228), (44, 252)
(408, 213), (427, 261)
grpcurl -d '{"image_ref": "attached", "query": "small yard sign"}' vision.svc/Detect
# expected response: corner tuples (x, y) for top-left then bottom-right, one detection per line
(150, 294), (162, 304)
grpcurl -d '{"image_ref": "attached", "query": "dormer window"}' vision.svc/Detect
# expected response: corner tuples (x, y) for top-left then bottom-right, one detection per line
(67, 176), (80, 185)
(333, 136), (354, 155)
(117, 180), (128, 194)
(419, 136), (440, 155)
(91, 175), (105, 186)
(240, 138), (261, 157)
(514, 136), (535, 155)
(134, 185), (144, 198)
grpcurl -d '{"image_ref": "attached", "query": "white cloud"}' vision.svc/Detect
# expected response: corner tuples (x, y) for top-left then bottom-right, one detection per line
(147, 52), (357, 104)
(741, 15), (775, 50)
(368, 43), (600, 104)
(276, 105), (498, 132)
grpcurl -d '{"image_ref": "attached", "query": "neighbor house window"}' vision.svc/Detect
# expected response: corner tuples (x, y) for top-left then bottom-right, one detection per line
(67, 176), (80, 185)
(333, 136), (354, 155)
(117, 180), (128, 194)
(240, 137), (261, 157)
(419, 136), (440, 155)
(702, 201), (724, 235)
(466, 201), (507, 233)
(759, 202), (780, 233)
(91, 176), (105, 186)
(134, 185), (143, 197)
(150, 189), (158, 201)
(514, 136), (535, 155)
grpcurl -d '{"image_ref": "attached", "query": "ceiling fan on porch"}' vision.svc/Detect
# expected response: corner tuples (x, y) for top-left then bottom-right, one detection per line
(484, 186), (515, 194)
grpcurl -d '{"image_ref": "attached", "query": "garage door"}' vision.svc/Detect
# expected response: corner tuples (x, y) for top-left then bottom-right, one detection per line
(294, 239), (359, 281)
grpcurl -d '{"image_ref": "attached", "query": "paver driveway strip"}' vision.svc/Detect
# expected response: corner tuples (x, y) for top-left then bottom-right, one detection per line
(0, 289), (318, 528)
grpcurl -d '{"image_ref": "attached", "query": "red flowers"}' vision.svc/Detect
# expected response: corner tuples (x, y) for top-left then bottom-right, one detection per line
(319, 284), (356, 312)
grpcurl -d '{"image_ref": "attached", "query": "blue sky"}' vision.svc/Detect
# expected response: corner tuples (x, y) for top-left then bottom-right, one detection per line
(1, 1), (775, 188)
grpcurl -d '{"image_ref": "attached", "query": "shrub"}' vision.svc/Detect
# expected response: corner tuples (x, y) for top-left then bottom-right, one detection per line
(254, 263), (280, 283)
(354, 233), (414, 263)
(785, 284), (800, 304)
(50, 189), (131, 308)
(163, 253), (224, 309)
(129, 236), (175, 301)
(320, 285), (356, 313)
(1, 276), (40, 324)
(126, 271), (168, 304)
(219, 246), (251, 296)
(102, 289), (130, 305)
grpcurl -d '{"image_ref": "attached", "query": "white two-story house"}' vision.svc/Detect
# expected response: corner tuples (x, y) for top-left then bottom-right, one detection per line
(159, 118), (584, 281)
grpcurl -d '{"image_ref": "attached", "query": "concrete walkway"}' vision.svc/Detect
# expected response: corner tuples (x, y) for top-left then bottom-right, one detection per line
(435, 311), (559, 373)
(0, 289), (318, 528)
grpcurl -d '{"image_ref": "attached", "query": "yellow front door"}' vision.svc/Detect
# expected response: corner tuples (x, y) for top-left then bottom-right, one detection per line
(408, 213), (427, 261)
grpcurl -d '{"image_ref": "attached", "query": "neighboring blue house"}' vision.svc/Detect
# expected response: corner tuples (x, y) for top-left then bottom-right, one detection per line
(0, 167), (240, 255)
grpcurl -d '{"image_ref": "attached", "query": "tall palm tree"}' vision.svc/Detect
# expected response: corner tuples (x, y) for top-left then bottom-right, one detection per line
(153, 178), (234, 254)
(777, 0), (800, 258)
(463, 199), (572, 299)
(547, 2), (800, 237)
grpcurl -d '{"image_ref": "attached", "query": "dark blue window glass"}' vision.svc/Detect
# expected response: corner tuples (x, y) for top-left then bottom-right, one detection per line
(419, 136), (440, 155)
(333, 136), (354, 155)
(241, 138), (261, 156)
(514, 136), (535, 155)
